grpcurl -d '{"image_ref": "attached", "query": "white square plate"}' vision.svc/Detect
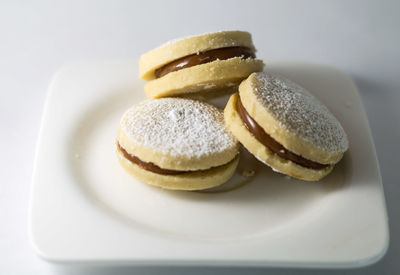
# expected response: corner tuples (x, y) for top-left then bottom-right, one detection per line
(29, 60), (389, 268)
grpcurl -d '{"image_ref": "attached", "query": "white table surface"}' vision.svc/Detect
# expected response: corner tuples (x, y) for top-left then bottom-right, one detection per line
(0, 0), (398, 274)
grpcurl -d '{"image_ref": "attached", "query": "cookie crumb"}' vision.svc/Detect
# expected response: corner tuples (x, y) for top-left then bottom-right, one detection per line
(345, 101), (353, 108)
(241, 169), (255, 177)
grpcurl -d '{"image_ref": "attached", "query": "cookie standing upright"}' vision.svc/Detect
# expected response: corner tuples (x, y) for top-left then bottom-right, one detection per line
(117, 98), (239, 190)
(139, 31), (264, 99)
(224, 72), (349, 181)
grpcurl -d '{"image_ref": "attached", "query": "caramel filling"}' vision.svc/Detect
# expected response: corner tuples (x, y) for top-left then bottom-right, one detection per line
(154, 46), (256, 78)
(236, 98), (329, 170)
(118, 143), (188, 175)
(118, 142), (232, 175)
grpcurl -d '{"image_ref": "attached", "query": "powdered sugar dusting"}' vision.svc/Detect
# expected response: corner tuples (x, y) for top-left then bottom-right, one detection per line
(251, 72), (348, 152)
(120, 98), (237, 158)
(158, 31), (226, 49)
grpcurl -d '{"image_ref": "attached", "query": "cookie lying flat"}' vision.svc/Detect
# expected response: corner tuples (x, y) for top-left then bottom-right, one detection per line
(117, 98), (239, 190)
(224, 72), (349, 181)
(139, 31), (264, 99)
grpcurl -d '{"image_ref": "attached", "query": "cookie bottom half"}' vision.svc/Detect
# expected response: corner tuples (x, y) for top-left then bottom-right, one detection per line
(144, 57), (264, 99)
(224, 93), (333, 181)
(117, 148), (240, 190)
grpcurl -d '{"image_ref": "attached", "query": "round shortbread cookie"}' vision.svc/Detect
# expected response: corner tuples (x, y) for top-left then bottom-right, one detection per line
(117, 148), (239, 191)
(144, 57), (264, 99)
(139, 31), (264, 98)
(140, 31), (257, 80)
(117, 98), (239, 172)
(238, 72), (348, 165)
(224, 93), (333, 181)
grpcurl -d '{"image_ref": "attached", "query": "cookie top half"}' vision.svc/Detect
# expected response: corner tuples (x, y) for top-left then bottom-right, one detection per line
(139, 31), (257, 81)
(117, 98), (239, 171)
(239, 72), (349, 164)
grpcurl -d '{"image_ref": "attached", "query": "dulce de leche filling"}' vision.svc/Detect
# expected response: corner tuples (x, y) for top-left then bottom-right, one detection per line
(118, 142), (188, 175)
(236, 98), (329, 170)
(154, 46), (256, 78)
(118, 142), (233, 175)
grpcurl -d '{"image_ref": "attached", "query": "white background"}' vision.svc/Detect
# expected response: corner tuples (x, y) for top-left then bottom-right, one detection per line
(0, 0), (399, 274)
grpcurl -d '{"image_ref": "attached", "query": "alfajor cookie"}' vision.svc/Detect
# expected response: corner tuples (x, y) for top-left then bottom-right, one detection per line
(224, 72), (349, 181)
(139, 31), (264, 99)
(117, 98), (239, 190)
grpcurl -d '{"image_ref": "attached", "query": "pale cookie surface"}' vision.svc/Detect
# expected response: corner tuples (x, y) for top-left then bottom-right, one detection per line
(240, 72), (348, 164)
(117, 148), (239, 190)
(139, 30), (257, 80)
(224, 94), (333, 181)
(145, 57), (264, 99)
(118, 98), (238, 171)
(252, 72), (348, 152)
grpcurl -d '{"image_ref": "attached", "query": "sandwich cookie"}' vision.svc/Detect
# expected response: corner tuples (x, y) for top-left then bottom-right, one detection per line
(139, 31), (264, 99)
(224, 72), (349, 181)
(117, 98), (239, 190)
